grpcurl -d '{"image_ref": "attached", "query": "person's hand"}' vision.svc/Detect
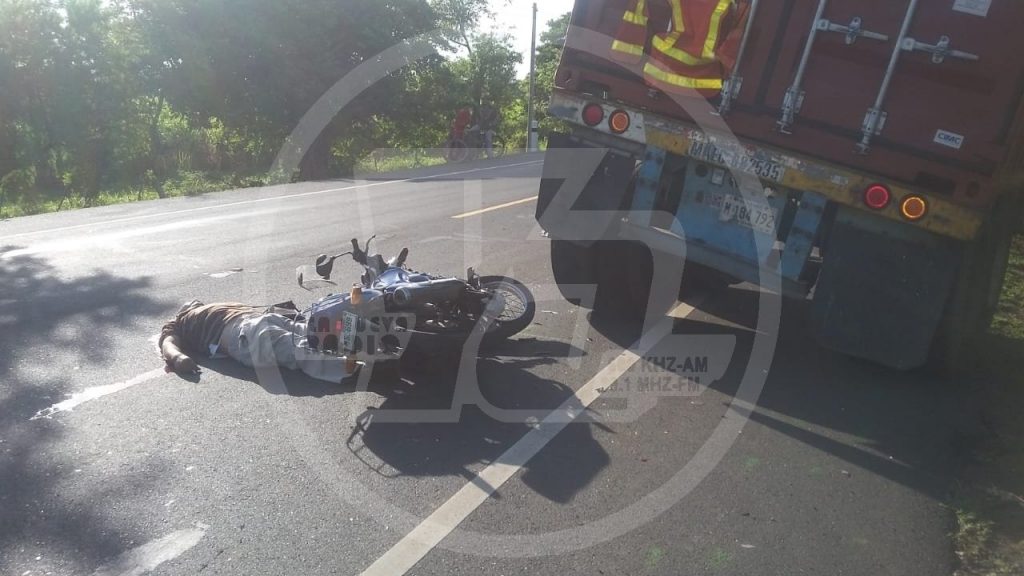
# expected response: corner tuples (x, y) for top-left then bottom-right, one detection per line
(161, 334), (198, 374)
(173, 355), (199, 374)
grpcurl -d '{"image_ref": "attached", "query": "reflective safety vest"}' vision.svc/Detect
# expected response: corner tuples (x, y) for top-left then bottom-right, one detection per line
(611, 0), (747, 97)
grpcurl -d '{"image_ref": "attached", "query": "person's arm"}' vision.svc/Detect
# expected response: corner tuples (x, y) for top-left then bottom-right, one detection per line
(161, 332), (198, 373)
(159, 301), (202, 373)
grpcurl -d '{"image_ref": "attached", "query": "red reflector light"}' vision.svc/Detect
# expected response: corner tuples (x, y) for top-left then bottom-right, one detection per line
(864, 184), (892, 210)
(335, 319), (343, 333)
(900, 196), (928, 221)
(582, 103), (604, 127)
(609, 110), (630, 134)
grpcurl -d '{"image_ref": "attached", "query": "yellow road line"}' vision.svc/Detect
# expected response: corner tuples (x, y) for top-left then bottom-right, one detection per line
(450, 196), (538, 219)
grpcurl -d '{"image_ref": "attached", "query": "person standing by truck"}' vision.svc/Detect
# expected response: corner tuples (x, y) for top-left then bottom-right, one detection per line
(609, 0), (750, 97)
(536, 0), (1024, 370)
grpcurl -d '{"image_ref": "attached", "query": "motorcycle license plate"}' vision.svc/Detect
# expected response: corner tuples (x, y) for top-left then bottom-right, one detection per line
(716, 194), (778, 235)
(342, 312), (359, 353)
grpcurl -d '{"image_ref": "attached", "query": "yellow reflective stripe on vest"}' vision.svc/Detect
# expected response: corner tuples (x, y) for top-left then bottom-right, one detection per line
(644, 60), (723, 90)
(612, 39), (645, 57)
(623, 0), (648, 25)
(652, 33), (716, 66)
(669, 0), (685, 35)
(703, 0), (733, 59)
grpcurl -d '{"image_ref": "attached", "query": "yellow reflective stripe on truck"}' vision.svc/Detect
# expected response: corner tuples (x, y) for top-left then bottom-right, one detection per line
(644, 127), (984, 241)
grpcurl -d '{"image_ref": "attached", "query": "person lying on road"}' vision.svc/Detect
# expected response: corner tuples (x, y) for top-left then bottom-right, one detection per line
(159, 300), (358, 383)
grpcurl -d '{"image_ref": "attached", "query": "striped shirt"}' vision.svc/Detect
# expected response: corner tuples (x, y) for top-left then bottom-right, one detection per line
(159, 301), (259, 357)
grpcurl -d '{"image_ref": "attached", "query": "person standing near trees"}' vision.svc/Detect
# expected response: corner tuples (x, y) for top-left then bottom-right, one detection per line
(449, 105), (473, 144)
(478, 103), (500, 158)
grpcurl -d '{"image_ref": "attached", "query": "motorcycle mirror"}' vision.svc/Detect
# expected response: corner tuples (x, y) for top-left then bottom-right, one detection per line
(315, 254), (335, 279)
(297, 265), (337, 291)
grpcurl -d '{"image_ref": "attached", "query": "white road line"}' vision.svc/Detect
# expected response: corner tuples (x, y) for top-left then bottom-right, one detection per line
(90, 524), (207, 576)
(30, 368), (166, 421)
(359, 300), (701, 576)
(0, 160), (543, 242)
(450, 196), (538, 219)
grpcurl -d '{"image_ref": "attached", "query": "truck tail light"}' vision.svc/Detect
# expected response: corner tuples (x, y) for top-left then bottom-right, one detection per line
(864, 184), (891, 210)
(900, 196), (928, 221)
(609, 110), (630, 134)
(582, 103), (604, 126)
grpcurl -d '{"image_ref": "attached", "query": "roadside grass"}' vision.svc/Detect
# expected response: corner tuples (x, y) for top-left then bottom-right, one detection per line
(354, 150), (448, 174)
(991, 234), (1024, 340)
(0, 148), (528, 220)
(955, 234), (1024, 576)
(953, 494), (1024, 576)
(352, 146), (530, 175)
(0, 170), (269, 219)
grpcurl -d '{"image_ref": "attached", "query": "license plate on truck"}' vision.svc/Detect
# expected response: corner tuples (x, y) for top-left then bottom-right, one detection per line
(689, 140), (786, 182)
(711, 193), (778, 235)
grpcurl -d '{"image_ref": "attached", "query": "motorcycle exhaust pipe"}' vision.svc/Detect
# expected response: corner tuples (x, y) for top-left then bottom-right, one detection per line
(392, 278), (465, 308)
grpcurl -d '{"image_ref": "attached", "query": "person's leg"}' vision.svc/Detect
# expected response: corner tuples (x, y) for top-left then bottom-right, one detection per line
(269, 315), (358, 383)
(484, 129), (494, 158)
(230, 313), (357, 383)
(223, 316), (255, 368)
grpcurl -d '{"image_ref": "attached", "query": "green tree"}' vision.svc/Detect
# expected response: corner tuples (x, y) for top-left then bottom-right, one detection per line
(0, 0), (64, 206)
(129, 0), (438, 180)
(430, 0), (493, 56)
(0, 0), (532, 217)
(0, 0), (147, 207)
(534, 12), (570, 144)
(453, 33), (522, 110)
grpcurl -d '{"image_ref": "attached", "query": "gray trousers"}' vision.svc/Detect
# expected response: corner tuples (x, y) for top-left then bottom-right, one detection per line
(222, 314), (355, 383)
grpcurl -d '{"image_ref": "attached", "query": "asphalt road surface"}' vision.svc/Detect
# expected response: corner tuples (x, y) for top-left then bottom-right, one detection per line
(1, 154), (985, 575)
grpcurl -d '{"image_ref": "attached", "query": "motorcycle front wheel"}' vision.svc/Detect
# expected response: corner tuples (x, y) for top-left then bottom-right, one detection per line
(478, 276), (536, 342)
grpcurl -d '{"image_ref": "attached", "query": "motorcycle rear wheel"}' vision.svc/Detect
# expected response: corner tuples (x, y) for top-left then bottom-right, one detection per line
(478, 276), (536, 342)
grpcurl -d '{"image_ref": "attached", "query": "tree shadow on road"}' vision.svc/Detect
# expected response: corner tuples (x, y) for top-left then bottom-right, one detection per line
(0, 247), (171, 574)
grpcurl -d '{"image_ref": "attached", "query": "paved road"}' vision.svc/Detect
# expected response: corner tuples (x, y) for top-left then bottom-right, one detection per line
(1, 154), (983, 575)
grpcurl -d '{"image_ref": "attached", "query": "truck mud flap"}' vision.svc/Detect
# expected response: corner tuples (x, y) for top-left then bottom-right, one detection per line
(811, 208), (960, 370)
(536, 132), (636, 245)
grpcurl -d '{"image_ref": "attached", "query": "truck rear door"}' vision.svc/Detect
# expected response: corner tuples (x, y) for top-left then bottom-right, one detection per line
(558, 0), (1024, 207)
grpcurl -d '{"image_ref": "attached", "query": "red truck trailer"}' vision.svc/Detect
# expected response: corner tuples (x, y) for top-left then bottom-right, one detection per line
(536, 0), (1024, 369)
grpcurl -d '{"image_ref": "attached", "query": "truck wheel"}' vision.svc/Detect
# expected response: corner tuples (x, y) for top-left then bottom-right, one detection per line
(550, 240), (599, 308)
(594, 241), (676, 322)
(930, 195), (1019, 373)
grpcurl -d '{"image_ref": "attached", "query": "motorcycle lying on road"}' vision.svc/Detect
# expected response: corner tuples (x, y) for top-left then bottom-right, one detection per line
(296, 236), (535, 369)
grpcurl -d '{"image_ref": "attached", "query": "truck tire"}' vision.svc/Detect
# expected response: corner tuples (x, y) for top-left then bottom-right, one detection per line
(549, 240), (645, 317)
(930, 194), (1019, 373)
(593, 241), (676, 322)
(550, 240), (599, 308)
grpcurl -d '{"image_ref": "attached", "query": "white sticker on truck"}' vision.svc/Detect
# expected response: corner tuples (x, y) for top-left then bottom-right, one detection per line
(935, 129), (966, 150)
(953, 0), (991, 17)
